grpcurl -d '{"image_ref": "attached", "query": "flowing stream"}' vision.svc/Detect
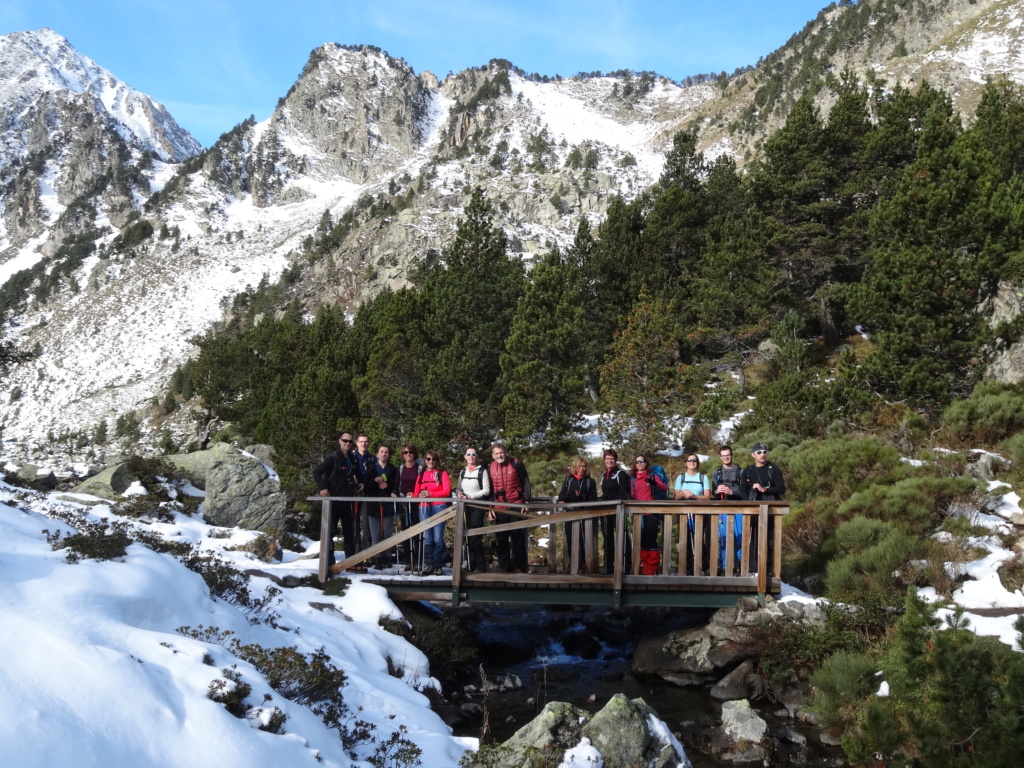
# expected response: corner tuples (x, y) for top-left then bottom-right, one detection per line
(440, 604), (844, 767)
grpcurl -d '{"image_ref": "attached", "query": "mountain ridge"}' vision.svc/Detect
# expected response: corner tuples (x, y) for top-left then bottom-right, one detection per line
(3, 0), (1024, 457)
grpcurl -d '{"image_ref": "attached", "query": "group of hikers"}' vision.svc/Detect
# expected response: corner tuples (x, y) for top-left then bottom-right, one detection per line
(313, 430), (784, 577)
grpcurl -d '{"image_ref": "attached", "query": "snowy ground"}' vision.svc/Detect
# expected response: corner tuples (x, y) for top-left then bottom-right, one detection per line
(2, 444), (1022, 766)
(0, 479), (474, 768)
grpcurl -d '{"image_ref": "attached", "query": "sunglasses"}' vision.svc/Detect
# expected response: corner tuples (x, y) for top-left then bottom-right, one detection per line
(686, 459), (699, 463)
(635, 459), (647, 464)
(465, 453), (477, 457)
(753, 450), (767, 455)
(402, 450), (414, 455)
(340, 438), (353, 444)
(425, 457), (437, 462)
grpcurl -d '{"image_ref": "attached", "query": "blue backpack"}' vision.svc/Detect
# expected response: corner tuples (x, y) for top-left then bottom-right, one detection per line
(631, 464), (669, 500)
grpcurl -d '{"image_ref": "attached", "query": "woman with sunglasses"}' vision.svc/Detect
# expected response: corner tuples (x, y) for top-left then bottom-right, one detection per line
(630, 454), (667, 575)
(456, 447), (491, 573)
(396, 444), (423, 569)
(412, 451), (452, 576)
(675, 454), (712, 574)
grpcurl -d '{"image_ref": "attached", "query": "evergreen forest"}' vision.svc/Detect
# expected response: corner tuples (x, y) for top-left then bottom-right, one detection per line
(167, 77), (1024, 765)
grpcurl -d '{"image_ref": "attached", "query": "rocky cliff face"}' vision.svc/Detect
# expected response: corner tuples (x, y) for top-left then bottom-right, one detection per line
(0, 29), (201, 246)
(3, 0), (1024, 451)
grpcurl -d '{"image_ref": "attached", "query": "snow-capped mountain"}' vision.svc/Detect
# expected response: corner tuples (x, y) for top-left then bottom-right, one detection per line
(0, 28), (200, 167)
(4, 0), (1024, 454)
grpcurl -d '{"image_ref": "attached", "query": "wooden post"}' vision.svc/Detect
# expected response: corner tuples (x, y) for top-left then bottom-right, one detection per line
(613, 502), (625, 608)
(678, 515), (688, 576)
(725, 513), (735, 577)
(757, 503), (769, 597)
(693, 515), (704, 576)
(318, 497), (332, 583)
(584, 519), (595, 575)
(631, 511), (641, 576)
(709, 512), (720, 577)
(662, 512), (673, 576)
(773, 512), (783, 578)
(450, 499), (465, 605)
(740, 514), (751, 577)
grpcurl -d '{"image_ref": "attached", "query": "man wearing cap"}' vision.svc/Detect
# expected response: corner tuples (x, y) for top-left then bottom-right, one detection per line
(741, 442), (785, 501)
(740, 441), (784, 574)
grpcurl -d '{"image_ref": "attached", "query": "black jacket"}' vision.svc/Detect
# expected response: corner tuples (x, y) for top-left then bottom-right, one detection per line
(313, 450), (357, 496)
(364, 461), (398, 498)
(712, 464), (745, 500)
(600, 467), (630, 501)
(558, 474), (597, 503)
(740, 461), (785, 501)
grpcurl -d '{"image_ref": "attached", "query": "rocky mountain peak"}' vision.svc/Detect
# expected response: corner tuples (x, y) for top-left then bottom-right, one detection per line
(0, 28), (201, 165)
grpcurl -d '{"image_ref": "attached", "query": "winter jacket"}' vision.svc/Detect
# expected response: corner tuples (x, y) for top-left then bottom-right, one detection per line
(313, 450), (357, 496)
(364, 461), (398, 498)
(413, 469), (451, 507)
(558, 473), (597, 503)
(740, 462), (785, 501)
(712, 464), (744, 500)
(630, 470), (667, 501)
(600, 467), (630, 501)
(457, 465), (491, 500)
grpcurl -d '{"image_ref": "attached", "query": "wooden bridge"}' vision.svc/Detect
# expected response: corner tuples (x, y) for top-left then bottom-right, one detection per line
(314, 496), (788, 608)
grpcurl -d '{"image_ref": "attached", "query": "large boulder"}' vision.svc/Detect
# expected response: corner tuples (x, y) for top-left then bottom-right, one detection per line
(462, 696), (690, 768)
(73, 463), (137, 500)
(203, 447), (287, 531)
(582, 694), (686, 768)
(13, 463), (57, 489)
(163, 442), (239, 491)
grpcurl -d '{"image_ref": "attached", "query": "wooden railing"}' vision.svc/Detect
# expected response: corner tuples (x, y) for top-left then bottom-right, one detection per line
(312, 496), (788, 603)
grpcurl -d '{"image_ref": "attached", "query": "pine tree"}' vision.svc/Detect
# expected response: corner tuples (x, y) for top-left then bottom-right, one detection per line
(851, 83), (1024, 407)
(418, 187), (525, 445)
(598, 289), (701, 452)
(499, 248), (586, 446)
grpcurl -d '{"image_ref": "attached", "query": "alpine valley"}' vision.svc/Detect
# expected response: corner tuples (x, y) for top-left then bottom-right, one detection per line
(3, 0), (1024, 456)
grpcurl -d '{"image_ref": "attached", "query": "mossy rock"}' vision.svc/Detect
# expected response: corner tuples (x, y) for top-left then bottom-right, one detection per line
(73, 463), (137, 500)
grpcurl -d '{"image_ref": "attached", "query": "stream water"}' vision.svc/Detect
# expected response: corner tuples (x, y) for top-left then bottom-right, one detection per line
(440, 605), (845, 767)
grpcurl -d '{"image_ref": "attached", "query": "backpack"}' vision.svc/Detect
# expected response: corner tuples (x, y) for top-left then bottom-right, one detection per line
(459, 465), (490, 500)
(629, 465), (668, 500)
(650, 464), (669, 500)
(713, 464), (743, 499)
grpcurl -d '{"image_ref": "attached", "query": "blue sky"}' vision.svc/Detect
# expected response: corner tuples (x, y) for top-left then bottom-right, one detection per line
(2, 0), (830, 147)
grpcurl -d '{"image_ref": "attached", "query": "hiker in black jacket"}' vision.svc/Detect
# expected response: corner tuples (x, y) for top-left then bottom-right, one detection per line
(558, 456), (597, 573)
(740, 442), (786, 501)
(599, 449), (632, 574)
(313, 432), (358, 567)
(740, 441), (785, 573)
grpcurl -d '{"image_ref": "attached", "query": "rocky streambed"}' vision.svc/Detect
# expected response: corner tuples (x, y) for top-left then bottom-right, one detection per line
(415, 598), (846, 767)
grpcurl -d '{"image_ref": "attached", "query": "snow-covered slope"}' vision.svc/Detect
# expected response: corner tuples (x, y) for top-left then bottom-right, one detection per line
(0, 478), (472, 767)
(0, 28), (201, 166)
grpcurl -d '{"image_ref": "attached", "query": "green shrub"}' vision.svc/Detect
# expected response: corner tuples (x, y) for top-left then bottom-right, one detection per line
(822, 517), (920, 603)
(831, 475), (978, 534)
(747, 598), (894, 687)
(783, 437), (905, 504)
(1002, 431), (1024, 491)
(942, 381), (1024, 445)
(208, 666), (252, 717)
(807, 651), (880, 728)
(176, 547), (281, 625)
(45, 516), (132, 562)
(817, 591), (1024, 766)
(741, 370), (874, 439)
